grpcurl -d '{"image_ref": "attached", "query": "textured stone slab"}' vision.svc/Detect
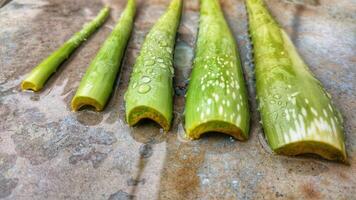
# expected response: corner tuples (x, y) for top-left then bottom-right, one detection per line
(0, 0), (355, 199)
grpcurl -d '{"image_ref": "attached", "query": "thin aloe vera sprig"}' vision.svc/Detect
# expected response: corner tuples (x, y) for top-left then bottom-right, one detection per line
(21, 6), (110, 91)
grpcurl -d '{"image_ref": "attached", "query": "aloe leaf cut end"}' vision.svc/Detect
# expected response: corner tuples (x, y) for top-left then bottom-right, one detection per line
(71, 96), (104, 112)
(21, 6), (110, 92)
(187, 120), (247, 141)
(246, 0), (347, 162)
(275, 140), (347, 162)
(184, 0), (250, 140)
(125, 0), (182, 131)
(127, 106), (171, 131)
(21, 81), (40, 92)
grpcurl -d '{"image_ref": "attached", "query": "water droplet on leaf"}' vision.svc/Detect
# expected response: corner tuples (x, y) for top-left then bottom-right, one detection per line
(141, 76), (151, 84)
(138, 84), (151, 94)
(132, 82), (138, 88)
(146, 68), (153, 74)
(146, 60), (155, 66)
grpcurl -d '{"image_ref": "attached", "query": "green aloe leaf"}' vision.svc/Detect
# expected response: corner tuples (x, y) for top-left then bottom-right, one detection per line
(71, 0), (136, 111)
(246, 0), (347, 162)
(184, 0), (250, 140)
(125, 0), (183, 131)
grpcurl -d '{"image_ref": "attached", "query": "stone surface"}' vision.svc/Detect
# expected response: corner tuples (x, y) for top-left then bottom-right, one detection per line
(0, 0), (355, 199)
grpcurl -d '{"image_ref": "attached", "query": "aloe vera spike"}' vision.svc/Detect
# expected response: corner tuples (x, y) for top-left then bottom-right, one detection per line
(21, 6), (110, 92)
(71, 0), (136, 111)
(124, 0), (182, 131)
(184, 0), (250, 140)
(246, 0), (347, 162)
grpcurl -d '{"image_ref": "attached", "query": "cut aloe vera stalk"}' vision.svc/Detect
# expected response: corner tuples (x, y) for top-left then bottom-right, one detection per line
(246, 0), (347, 161)
(21, 6), (110, 92)
(124, 0), (182, 131)
(71, 0), (136, 111)
(184, 0), (250, 140)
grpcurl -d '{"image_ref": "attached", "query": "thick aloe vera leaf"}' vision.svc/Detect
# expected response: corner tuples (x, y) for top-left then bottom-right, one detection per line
(184, 0), (250, 140)
(125, 0), (182, 131)
(71, 0), (135, 111)
(246, 0), (347, 162)
(21, 6), (110, 92)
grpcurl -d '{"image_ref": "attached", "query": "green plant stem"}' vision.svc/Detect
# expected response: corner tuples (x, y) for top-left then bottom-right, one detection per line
(71, 0), (136, 111)
(246, 0), (347, 162)
(124, 0), (182, 131)
(21, 6), (110, 92)
(184, 0), (250, 140)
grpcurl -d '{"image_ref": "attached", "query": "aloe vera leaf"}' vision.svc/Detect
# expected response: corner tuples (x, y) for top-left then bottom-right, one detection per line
(246, 0), (347, 162)
(184, 0), (250, 140)
(21, 6), (110, 92)
(124, 0), (183, 131)
(71, 0), (136, 111)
